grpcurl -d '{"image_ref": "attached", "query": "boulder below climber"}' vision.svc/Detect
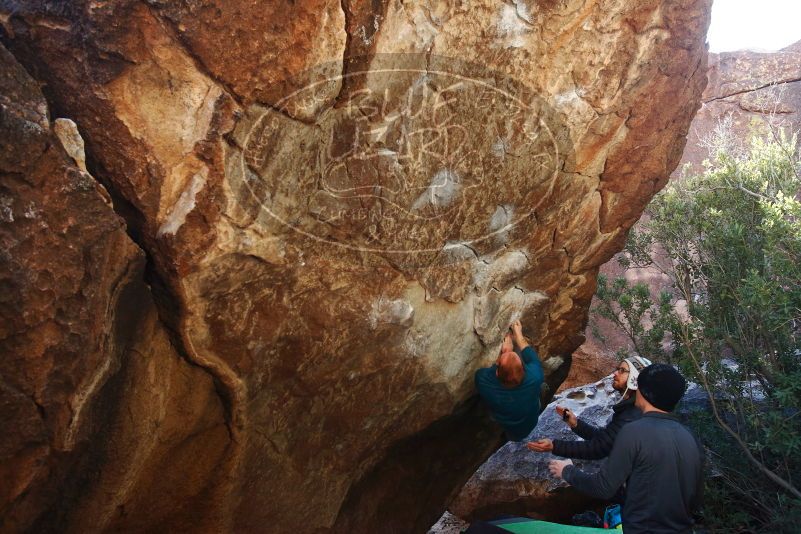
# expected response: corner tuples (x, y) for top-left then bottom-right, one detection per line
(445, 378), (618, 525)
(437, 378), (712, 531)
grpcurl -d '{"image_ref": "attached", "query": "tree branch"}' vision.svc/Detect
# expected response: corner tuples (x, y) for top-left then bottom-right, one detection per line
(678, 323), (801, 500)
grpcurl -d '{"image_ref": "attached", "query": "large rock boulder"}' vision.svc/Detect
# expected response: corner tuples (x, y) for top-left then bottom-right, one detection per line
(446, 378), (617, 525)
(0, 1), (711, 532)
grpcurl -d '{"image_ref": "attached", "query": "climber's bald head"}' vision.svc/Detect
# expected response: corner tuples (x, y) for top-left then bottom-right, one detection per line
(496, 351), (524, 387)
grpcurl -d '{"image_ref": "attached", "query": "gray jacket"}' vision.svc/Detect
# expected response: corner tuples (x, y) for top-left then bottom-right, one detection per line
(563, 412), (704, 534)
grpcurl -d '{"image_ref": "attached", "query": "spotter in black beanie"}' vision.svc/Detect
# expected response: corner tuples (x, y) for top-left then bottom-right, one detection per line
(636, 363), (687, 412)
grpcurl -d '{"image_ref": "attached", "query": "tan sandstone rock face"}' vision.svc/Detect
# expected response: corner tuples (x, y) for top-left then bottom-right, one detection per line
(0, 1), (710, 532)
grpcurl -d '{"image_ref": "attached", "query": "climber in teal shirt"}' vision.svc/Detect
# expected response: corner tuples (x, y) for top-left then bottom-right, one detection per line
(475, 319), (545, 441)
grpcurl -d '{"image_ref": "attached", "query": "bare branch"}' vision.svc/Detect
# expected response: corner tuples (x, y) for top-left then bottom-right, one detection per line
(678, 323), (801, 500)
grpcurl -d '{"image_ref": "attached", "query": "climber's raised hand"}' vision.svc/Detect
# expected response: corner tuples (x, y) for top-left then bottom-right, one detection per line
(510, 319), (528, 350)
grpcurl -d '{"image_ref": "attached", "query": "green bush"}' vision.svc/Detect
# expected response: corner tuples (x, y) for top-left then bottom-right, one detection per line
(592, 132), (801, 531)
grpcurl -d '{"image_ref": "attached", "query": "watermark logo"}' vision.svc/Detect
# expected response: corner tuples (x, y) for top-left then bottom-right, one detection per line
(236, 54), (570, 266)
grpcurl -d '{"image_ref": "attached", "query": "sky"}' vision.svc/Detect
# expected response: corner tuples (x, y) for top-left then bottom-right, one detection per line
(708, 0), (801, 52)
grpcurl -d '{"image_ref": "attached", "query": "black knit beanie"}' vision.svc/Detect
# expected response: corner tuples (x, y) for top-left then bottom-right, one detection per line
(637, 363), (687, 412)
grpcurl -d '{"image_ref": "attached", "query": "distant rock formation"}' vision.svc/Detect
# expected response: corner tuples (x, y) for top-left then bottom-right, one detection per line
(683, 41), (801, 173)
(0, 1), (710, 531)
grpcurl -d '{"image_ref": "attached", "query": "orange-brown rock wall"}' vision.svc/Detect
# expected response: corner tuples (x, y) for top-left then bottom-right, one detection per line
(0, 43), (229, 533)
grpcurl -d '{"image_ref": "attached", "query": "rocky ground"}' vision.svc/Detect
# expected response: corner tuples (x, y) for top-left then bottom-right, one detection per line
(429, 511), (471, 534)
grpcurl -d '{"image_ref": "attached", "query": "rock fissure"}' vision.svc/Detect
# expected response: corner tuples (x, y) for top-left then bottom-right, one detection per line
(61, 252), (141, 451)
(142, 0), (331, 128)
(3, 12), (71, 33)
(703, 76), (801, 105)
(421, 3), (443, 30)
(48, 99), (238, 455)
(142, 2), (241, 106)
(336, 0), (353, 106)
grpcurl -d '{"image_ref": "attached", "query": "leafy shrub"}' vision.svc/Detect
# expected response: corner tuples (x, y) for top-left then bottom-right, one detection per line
(592, 131), (801, 531)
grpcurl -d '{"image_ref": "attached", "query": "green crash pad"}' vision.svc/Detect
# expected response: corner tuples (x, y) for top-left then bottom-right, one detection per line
(490, 517), (612, 533)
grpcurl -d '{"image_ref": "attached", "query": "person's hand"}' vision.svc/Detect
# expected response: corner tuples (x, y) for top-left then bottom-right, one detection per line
(510, 319), (528, 349)
(548, 459), (573, 479)
(526, 439), (553, 452)
(555, 405), (577, 428)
